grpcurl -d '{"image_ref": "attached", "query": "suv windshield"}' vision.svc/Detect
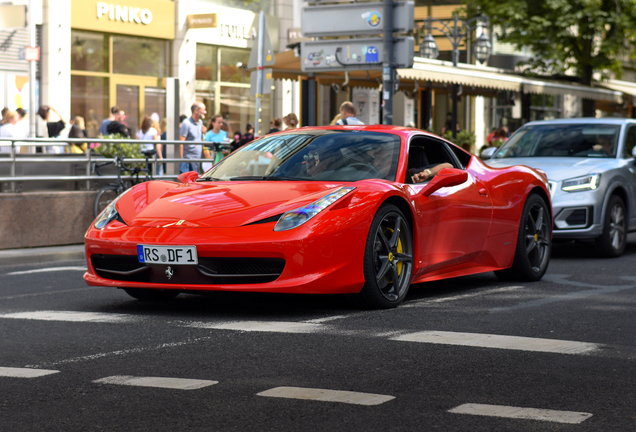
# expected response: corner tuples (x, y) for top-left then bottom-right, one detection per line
(199, 130), (402, 182)
(493, 124), (620, 159)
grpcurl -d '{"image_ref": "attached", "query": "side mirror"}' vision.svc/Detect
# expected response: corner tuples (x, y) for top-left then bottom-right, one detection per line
(632, 146), (636, 158)
(421, 168), (468, 197)
(178, 171), (199, 184)
(480, 147), (497, 160)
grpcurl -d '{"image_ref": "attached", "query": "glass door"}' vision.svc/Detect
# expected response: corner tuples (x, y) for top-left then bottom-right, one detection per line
(110, 76), (165, 138)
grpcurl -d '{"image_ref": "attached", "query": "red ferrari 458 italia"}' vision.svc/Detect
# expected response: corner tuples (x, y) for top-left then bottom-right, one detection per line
(84, 125), (552, 309)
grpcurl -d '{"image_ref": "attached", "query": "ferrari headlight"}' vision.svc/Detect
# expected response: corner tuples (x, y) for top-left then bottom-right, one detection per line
(94, 189), (131, 230)
(274, 187), (356, 231)
(561, 174), (600, 192)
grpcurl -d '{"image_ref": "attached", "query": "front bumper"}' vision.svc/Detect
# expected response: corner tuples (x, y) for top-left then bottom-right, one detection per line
(549, 181), (603, 239)
(84, 219), (369, 294)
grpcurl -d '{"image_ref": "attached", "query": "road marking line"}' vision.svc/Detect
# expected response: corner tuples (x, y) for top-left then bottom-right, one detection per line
(303, 314), (354, 324)
(257, 387), (395, 406)
(6, 267), (87, 276)
(185, 321), (324, 333)
(0, 287), (104, 300)
(0, 367), (60, 378)
(93, 375), (217, 390)
(26, 337), (213, 369)
(404, 286), (523, 307)
(449, 403), (593, 424)
(0, 311), (135, 323)
(391, 331), (599, 354)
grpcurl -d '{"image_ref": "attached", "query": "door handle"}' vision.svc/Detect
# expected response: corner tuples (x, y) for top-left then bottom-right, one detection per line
(479, 188), (488, 196)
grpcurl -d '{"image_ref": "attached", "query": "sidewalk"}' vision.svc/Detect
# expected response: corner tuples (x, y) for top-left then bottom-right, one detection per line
(0, 244), (85, 266)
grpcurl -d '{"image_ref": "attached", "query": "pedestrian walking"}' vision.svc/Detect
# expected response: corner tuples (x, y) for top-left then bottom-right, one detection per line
(179, 102), (207, 174)
(237, 122), (255, 148)
(137, 115), (159, 152)
(37, 105), (66, 138)
(100, 106), (120, 136)
(105, 109), (130, 137)
(268, 118), (282, 133)
(67, 124), (88, 153)
(283, 113), (299, 130)
(15, 108), (29, 139)
(0, 110), (19, 152)
(335, 102), (364, 125)
(203, 114), (227, 170)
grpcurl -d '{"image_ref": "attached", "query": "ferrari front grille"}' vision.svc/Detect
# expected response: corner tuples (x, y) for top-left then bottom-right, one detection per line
(91, 254), (285, 285)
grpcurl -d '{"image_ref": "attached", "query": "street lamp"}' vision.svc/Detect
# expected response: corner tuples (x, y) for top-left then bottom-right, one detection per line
(419, 14), (491, 138)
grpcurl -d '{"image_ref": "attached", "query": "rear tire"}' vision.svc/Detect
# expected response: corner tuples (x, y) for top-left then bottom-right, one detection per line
(123, 288), (180, 301)
(351, 204), (413, 309)
(595, 195), (627, 258)
(94, 186), (120, 218)
(495, 193), (551, 282)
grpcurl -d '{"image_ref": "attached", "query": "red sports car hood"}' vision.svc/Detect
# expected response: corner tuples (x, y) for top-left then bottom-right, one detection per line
(117, 181), (348, 228)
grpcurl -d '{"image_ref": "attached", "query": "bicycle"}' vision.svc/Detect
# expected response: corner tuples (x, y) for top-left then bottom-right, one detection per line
(93, 149), (156, 218)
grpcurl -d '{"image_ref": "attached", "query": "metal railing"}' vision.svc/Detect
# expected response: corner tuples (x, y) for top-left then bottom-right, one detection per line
(0, 137), (227, 193)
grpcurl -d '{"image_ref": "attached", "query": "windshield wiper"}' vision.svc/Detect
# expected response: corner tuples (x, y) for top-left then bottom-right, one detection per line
(196, 177), (221, 182)
(229, 175), (307, 181)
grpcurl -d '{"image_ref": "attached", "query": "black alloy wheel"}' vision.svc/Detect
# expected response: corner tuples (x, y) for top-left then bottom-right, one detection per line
(596, 195), (627, 257)
(354, 204), (413, 309)
(496, 193), (551, 281)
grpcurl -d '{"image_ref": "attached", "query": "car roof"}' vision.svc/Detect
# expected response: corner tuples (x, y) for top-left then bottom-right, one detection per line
(523, 117), (636, 127)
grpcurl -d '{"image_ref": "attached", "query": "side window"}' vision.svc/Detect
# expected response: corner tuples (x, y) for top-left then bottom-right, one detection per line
(405, 137), (460, 182)
(448, 143), (472, 168)
(623, 125), (636, 159)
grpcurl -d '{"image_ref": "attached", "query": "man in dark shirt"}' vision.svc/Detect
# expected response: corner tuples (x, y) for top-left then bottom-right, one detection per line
(100, 105), (120, 136)
(37, 105), (66, 138)
(105, 109), (130, 137)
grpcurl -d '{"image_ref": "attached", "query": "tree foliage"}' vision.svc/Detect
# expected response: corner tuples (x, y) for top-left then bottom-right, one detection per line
(463, 0), (636, 86)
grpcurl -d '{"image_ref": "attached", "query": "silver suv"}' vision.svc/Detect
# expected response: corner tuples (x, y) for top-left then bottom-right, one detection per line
(484, 118), (636, 257)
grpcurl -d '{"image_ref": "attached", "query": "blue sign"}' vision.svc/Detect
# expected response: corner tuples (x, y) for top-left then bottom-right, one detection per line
(367, 11), (381, 28)
(366, 46), (379, 63)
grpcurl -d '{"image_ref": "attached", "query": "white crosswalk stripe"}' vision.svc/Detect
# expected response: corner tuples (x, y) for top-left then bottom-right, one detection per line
(6, 267), (87, 276)
(257, 387), (395, 406)
(391, 331), (600, 355)
(0, 311), (135, 323)
(185, 321), (324, 333)
(0, 367), (60, 378)
(93, 375), (218, 390)
(449, 403), (593, 424)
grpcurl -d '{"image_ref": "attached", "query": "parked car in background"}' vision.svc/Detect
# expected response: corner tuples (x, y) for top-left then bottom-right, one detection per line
(484, 118), (636, 257)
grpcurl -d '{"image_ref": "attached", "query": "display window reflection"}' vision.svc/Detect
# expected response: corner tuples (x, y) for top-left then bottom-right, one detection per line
(71, 76), (109, 138)
(196, 44), (216, 81)
(112, 35), (169, 77)
(219, 48), (250, 84)
(71, 30), (108, 72)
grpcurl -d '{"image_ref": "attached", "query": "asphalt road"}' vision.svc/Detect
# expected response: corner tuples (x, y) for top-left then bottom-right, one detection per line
(1, 236), (636, 431)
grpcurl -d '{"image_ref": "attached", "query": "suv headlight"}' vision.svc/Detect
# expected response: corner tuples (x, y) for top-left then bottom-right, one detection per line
(274, 187), (356, 231)
(561, 174), (600, 192)
(94, 189), (131, 230)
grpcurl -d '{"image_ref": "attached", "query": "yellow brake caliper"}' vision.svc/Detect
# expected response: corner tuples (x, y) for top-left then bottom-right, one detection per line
(384, 228), (403, 278)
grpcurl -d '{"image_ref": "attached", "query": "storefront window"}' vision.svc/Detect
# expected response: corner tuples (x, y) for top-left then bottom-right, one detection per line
(219, 48), (250, 84)
(530, 94), (562, 121)
(219, 86), (270, 136)
(145, 87), (166, 122)
(196, 44), (217, 81)
(71, 30), (108, 73)
(112, 35), (169, 77)
(71, 76), (109, 138)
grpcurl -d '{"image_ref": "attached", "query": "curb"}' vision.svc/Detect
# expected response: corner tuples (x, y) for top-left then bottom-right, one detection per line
(0, 245), (85, 266)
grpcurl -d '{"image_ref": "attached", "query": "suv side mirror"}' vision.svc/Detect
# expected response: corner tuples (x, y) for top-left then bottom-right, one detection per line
(480, 147), (497, 159)
(421, 168), (468, 197)
(632, 146), (636, 159)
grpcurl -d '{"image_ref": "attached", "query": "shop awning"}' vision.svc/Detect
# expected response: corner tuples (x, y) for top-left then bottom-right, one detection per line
(522, 79), (622, 103)
(595, 79), (636, 98)
(399, 58), (523, 92)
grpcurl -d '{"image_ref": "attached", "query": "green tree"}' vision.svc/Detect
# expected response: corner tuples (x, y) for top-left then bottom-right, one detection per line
(463, 0), (636, 115)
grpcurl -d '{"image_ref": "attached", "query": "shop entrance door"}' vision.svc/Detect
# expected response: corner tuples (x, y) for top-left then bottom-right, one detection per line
(110, 76), (166, 137)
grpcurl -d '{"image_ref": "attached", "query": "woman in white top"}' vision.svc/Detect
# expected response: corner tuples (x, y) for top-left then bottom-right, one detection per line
(0, 110), (19, 152)
(136, 115), (162, 174)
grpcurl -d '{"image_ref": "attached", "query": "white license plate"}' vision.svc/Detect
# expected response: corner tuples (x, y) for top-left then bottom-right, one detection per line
(137, 245), (198, 265)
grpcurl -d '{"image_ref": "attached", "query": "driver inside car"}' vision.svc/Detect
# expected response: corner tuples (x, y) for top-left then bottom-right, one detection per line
(592, 136), (614, 155)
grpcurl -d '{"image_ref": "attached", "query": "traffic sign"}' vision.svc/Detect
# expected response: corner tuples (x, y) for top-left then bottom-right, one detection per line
(301, 2), (414, 37)
(247, 16), (275, 69)
(301, 37), (414, 72)
(250, 69), (272, 96)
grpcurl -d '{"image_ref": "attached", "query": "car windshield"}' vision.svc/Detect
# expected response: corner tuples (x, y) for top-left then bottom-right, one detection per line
(199, 130), (402, 182)
(492, 124), (620, 159)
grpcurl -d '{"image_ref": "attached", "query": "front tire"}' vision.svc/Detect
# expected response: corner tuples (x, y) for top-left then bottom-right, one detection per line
(495, 193), (551, 281)
(595, 195), (627, 258)
(352, 204), (413, 309)
(123, 288), (180, 301)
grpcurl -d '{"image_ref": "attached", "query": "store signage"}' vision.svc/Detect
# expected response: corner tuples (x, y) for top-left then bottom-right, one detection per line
(96, 3), (153, 25)
(187, 13), (218, 29)
(71, 0), (174, 39)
